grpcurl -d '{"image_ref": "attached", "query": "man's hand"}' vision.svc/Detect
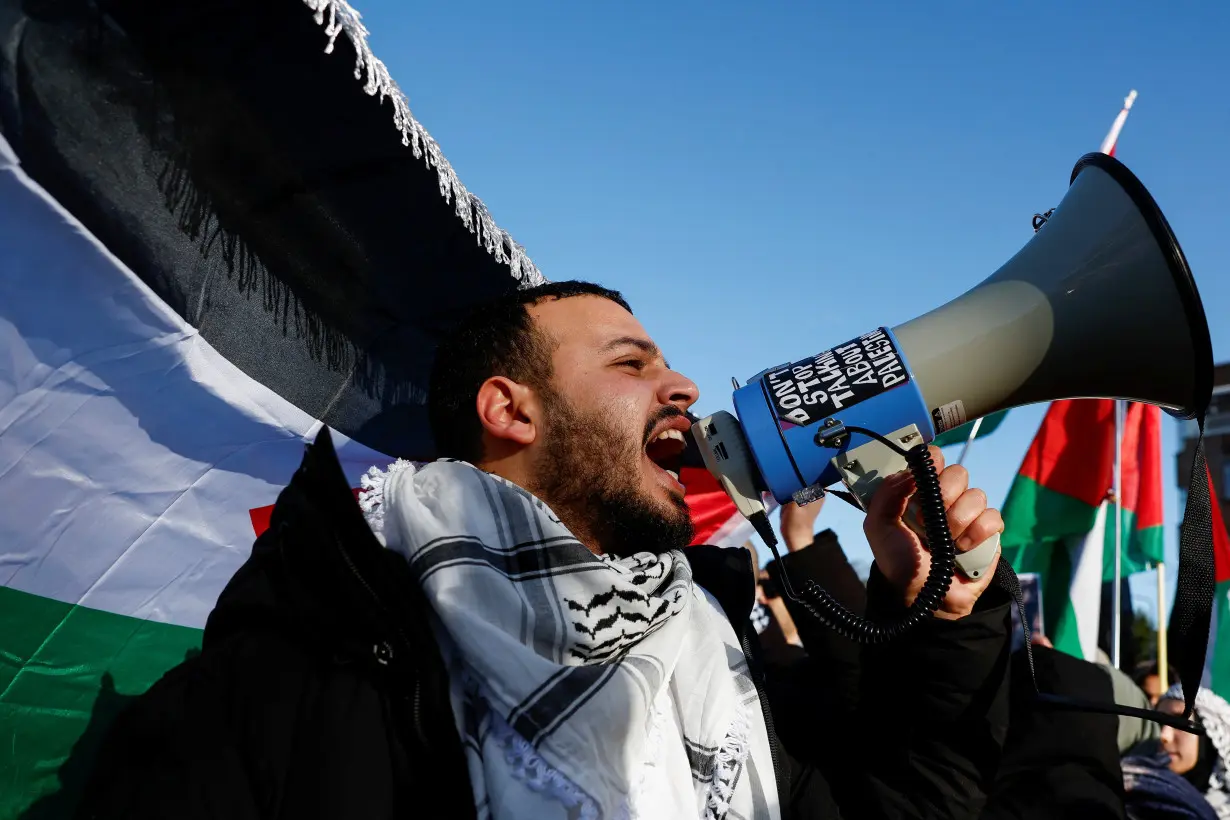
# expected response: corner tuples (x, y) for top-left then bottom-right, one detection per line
(863, 445), (1003, 620)
(779, 498), (825, 552)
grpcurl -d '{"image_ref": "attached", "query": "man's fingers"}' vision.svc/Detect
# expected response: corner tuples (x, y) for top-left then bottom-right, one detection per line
(955, 505), (1004, 553)
(944, 487), (986, 542)
(937, 463), (969, 511)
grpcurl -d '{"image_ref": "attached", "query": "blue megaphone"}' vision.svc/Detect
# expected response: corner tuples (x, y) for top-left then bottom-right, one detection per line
(691, 152), (1212, 643)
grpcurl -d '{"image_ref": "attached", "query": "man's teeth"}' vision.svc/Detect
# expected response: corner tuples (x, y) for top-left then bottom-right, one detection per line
(665, 469), (679, 482)
(654, 428), (686, 443)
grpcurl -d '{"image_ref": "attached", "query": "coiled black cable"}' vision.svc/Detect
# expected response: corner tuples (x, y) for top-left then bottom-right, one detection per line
(748, 425), (957, 644)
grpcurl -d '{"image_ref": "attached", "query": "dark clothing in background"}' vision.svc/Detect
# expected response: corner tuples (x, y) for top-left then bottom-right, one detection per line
(764, 529), (867, 721)
(765, 530), (1133, 820)
(764, 530), (1016, 817)
(78, 430), (1013, 819)
(752, 601), (808, 669)
(981, 645), (1127, 820)
(1122, 743), (1219, 820)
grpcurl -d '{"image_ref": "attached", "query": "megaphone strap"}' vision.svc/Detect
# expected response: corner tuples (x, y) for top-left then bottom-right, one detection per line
(1034, 693), (1205, 734)
(1172, 416), (1217, 719)
(973, 531), (1209, 734)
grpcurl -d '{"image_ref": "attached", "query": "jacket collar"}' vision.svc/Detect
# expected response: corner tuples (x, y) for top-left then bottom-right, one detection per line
(685, 543), (759, 634)
(204, 427), (436, 670)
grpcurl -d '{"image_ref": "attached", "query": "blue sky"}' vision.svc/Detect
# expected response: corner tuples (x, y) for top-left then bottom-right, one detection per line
(353, 0), (1229, 622)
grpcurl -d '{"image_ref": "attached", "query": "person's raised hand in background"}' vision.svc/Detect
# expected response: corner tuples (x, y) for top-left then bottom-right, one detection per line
(779, 497), (825, 552)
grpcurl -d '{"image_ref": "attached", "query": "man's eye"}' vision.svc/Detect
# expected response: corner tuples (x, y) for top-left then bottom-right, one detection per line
(618, 359), (646, 371)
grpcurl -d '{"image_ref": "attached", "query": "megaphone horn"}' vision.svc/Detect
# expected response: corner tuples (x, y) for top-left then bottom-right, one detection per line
(692, 152), (1213, 644)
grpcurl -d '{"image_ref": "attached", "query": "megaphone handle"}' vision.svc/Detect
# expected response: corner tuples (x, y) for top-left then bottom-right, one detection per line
(693, 413), (960, 643)
(773, 431), (959, 643)
(831, 426), (999, 579)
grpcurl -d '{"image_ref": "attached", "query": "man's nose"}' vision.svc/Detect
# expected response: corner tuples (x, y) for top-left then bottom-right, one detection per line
(659, 370), (699, 412)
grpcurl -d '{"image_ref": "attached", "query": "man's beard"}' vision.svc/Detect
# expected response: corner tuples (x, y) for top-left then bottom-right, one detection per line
(530, 389), (694, 558)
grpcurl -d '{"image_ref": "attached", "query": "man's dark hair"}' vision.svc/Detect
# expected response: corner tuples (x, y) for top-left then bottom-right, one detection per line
(427, 280), (631, 463)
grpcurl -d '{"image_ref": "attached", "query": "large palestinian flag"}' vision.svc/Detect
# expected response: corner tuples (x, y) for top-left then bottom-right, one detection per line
(0, 0), (554, 814)
(1000, 399), (1164, 662)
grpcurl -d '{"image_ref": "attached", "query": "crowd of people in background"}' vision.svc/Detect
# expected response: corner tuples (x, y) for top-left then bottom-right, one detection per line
(753, 498), (1230, 820)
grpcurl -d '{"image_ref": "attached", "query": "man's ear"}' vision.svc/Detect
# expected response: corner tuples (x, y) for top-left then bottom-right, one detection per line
(476, 376), (538, 447)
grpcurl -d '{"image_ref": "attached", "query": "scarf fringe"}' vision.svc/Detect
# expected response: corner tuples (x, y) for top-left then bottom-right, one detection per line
(705, 702), (753, 820)
(300, 0), (545, 288)
(487, 710), (601, 820)
(619, 690), (672, 820)
(358, 458), (417, 543)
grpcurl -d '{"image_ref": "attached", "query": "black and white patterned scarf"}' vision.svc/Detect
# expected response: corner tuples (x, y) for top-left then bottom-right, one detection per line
(359, 459), (780, 820)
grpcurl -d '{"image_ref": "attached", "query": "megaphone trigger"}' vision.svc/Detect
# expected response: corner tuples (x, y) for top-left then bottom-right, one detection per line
(956, 533), (1001, 581)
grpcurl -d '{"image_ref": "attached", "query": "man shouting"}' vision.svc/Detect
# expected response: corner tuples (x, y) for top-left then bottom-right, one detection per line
(81, 282), (1011, 820)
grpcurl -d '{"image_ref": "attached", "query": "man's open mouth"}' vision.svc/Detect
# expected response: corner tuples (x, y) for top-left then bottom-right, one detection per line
(645, 428), (687, 483)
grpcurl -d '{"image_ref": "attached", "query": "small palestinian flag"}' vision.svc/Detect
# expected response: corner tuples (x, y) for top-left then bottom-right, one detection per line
(1001, 399), (1163, 662)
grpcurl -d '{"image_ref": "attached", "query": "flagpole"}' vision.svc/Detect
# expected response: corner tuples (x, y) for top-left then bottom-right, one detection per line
(1102, 94), (1134, 670)
(1156, 560), (1169, 691)
(1154, 399), (1168, 691)
(1112, 400), (1125, 669)
(956, 416), (984, 467)
(1100, 90), (1138, 156)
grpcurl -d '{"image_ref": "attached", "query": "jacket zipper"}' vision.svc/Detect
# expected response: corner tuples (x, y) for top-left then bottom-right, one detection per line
(741, 628), (790, 820)
(331, 532), (429, 746)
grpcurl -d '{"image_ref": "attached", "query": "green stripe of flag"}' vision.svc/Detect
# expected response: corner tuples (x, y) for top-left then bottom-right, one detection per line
(1002, 474), (1163, 580)
(0, 585), (202, 818)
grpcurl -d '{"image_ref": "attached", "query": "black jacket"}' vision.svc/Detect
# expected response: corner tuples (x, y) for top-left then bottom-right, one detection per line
(981, 646), (1127, 820)
(78, 429), (1013, 819)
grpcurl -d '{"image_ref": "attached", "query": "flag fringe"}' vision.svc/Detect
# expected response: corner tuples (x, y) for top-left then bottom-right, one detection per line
(302, 0), (546, 288)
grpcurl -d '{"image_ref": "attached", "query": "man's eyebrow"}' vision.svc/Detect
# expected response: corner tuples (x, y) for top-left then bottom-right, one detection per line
(602, 336), (669, 368)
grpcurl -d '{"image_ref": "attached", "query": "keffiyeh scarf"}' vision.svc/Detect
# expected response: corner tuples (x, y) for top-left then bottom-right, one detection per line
(1163, 684), (1230, 820)
(360, 458), (780, 820)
